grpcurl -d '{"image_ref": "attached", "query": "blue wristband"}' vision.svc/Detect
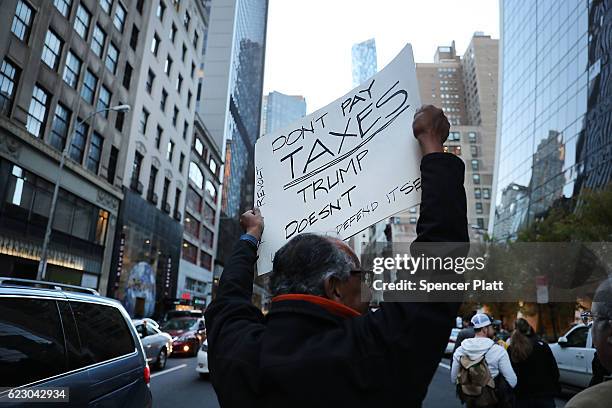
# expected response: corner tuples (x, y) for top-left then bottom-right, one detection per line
(240, 234), (259, 249)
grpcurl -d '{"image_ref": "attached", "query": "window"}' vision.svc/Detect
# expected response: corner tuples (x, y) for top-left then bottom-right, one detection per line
(209, 158), (218, 176)
(184, 212), (200, 238)
(162, 177), (170, 206)
(194, 138), (204, 156)
(139, 108), (149, 134)
(70, 120), (88, 162)
(202, 226), (213, 248)
(132, 151), (143, 184)
(136, 0), (144, 13)
(26, 85), (49, 137)
(183, 10), (191, 30)
(115, 101), (125, 132)
(172, 106), (178, 126)
(91, 25), (106, 57)
(123, 62), (133, 89)
(200, 251), (212, 270)
(42, 30), (63, 70)
(181, 44), (187, 61)
(62, 51), (81, 88)
(477, 218), (484, 229)
(474, 188), (481, 199)
(164, 56), (173, 75)
(130, 25), (139, 50)
(49, 103), (70, 151)
(105, 42), (119, 73)
(97, 86), (111, 117)
(475, 202), (483, 214)
(167, 140), (175, 161)
(187, 91), (193, 109)
(147, 165), (158, 201)
(170, 23), (177, 42)
(100, 0), (112, 13)
(176, 74), (183, 93)
(182, 240), (197, 263)
(11, 1), (34, 42)
(566, 327), (588, 348)
(468, 132), (477, 143)
(448, 131), (460, 142)
(205, 180), (216, 201)
(151, 33), (160, 56)
(179, 152), (185, 172)
(70, 302), (135, 365)
(203, 203), (215, 225)
(470, 145), (478, 157)
(172, 0), (180, 11)
(471, 159), (479, 171)
(409, 217), (417, 224)
(160, 88), (168, 111)
(81, 69), (98, 104)
(190, 62), (195, 79)
(86, 132), (103, 173)
(0, 298), (67, 387)
(53, 0), (72, 17)
(0, 60), (19, 116)
(193, 31), (199, 49)
(174, 188), (181, 216)
(189, 162), (203, 189)
(146, 69), (155, 93)
(157, 2), (166, 19)
(472, 174), (481, 184)
(187, 187), (202, 212)
(453, 146), (461, 156)
(108, 146), (118, 183)
(182, 120), (188, 139)
(155, 125), (163, 149)
(483, 188), (491, 199)
(113, 3), (127, 32)
(74, 4), (91, 39)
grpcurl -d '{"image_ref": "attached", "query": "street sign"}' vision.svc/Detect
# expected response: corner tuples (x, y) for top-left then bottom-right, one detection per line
(254, 44), (422, 274)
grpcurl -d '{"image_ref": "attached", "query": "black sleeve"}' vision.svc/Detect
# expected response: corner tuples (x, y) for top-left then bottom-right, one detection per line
(356, 152), (468, 401)
(204, 240), (265, 366)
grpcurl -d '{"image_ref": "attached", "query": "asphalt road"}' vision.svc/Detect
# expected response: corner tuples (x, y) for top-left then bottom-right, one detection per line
(150, 356), (568, 408)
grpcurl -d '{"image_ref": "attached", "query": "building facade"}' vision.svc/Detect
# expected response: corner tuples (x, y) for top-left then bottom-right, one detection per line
(490, 0), (608, 240)
(393, 34), (499, 242)
(107, 0), (207, 318)
(199, 0), (268, 273)
(261, 91), (306, 136)
(0, 0), (140, 293)
(351, 38), (377, 87)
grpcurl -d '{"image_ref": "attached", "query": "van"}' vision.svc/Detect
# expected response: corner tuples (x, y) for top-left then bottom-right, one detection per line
(0, 278), (152, 407)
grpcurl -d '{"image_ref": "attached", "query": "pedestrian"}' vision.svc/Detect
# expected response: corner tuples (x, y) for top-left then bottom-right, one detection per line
(565, 278), (612, 408)
(454, 312), (477, 354)
(451, 313), (517, 408)
(204, 105), (469, 408)
(507, 318), (560, 408)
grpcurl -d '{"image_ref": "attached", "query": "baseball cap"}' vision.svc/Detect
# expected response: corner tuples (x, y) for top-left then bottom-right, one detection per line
(471, 313), (492, 329)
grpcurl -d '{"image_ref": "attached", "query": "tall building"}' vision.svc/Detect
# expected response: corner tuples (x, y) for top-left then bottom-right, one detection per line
(393, 33), (499, 242)
(107, 0), (208, 318)
(199, 0), (268, 272)
(261, 91), (306, 136)
(351, 38), (377, 87)
(490, 1), (607, 240)
(0, 0), (143, 293)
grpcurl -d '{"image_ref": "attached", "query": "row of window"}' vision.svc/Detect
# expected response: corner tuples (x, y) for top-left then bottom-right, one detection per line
(188, 162), (217, 202)
(156, 0), (201, 50)
(194, 137), (219, 178)
(132, 151), (182, 218)
(182, 240), (212, 270)
(447, 144), (480, 157)
(184, 212), (214, 248)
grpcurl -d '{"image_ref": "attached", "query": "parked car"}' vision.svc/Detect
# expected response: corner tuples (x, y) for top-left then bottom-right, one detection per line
(160, 309), (204, 324)
(0, 278), (152, 407)
(550, 323), (595, 389)
(445, 328), (461, 355)
(133, 319), (173, 370)
(161, 317), (206, 356)
(196, 340), (209, 379)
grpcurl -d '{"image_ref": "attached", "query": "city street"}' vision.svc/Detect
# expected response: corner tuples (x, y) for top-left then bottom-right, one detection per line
(150, 356), (570, 407)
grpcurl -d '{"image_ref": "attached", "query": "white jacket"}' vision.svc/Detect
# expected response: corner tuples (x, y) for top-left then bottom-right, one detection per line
(450, 337), (517, 388)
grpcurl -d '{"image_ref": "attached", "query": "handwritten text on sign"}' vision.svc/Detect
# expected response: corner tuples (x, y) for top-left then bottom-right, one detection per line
(255, 44), (423, 274)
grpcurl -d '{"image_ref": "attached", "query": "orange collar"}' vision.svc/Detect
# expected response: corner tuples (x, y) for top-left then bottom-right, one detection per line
(271, 294), (361, 319)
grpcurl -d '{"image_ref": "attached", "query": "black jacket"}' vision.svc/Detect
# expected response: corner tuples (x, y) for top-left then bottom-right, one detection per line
(508, 337), (561, 399)
(205, 153), (469, 408)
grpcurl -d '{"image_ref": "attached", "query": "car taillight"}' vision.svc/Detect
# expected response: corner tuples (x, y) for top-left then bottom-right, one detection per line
(144, 364), (151, 384)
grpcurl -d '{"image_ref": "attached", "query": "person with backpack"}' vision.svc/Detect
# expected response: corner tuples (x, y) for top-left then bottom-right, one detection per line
(507, 318), (560, 408)
(451, 313), (517, 407)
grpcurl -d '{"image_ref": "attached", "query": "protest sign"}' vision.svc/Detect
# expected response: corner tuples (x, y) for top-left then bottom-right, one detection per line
(254, 44), (423, 274)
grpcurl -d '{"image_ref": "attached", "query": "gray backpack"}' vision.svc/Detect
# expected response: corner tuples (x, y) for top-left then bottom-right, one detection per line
(456, 346), (498, 407)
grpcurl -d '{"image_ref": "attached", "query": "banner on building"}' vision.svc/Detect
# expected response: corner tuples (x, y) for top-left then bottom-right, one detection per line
(254, 44), (423, 274)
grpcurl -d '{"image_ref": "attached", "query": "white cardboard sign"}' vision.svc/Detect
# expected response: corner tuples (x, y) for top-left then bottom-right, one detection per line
(254, 44), (422, 274)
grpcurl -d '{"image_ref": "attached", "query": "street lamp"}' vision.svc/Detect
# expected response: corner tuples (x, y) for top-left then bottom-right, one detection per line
(36, 104), (131, 281)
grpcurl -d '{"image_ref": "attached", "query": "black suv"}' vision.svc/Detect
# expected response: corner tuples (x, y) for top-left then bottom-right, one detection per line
(0, 278), (152, 407)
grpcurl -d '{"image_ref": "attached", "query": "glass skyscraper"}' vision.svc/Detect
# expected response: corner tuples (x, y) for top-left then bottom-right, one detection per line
(262, 91), (307, 136)
(351, 38), (377, 87)
(491, 0), (611, 240)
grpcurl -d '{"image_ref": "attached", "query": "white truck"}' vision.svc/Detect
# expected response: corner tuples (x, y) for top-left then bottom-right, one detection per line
(549, 323), (595, 389)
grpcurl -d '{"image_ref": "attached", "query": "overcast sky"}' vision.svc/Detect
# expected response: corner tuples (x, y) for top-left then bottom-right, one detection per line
(263, 0), (500, 113)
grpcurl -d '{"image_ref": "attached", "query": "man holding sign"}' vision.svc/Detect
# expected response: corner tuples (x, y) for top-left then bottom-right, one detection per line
(204, 105), (469, 407)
